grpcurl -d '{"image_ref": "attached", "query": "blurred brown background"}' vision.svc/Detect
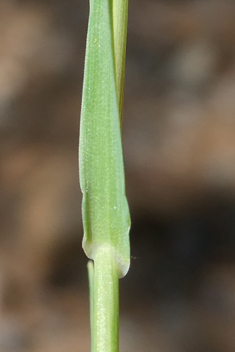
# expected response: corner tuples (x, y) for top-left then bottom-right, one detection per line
(1, 0), (235, 351)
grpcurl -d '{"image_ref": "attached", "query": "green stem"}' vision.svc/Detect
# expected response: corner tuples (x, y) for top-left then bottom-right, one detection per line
(88, 261), (94, 351)
(112, 0), (129, 121)
(93, 247), (119, 352)
(81, 0), (130, 351)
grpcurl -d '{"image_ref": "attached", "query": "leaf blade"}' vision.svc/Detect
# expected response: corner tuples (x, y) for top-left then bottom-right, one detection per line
(79, 0), (130, 278)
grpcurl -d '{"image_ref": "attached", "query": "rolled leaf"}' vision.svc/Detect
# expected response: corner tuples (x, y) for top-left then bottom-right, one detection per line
(79, 0), (130, 278)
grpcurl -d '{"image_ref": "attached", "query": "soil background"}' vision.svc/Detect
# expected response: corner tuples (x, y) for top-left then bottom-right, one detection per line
(1, 0), (235, 351)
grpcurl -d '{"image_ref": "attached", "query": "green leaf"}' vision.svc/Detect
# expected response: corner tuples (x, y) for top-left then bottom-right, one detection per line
(79, 0), (130, 278)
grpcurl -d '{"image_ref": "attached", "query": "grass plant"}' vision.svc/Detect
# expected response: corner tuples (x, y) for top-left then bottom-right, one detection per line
(79, 0), (130, 351)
